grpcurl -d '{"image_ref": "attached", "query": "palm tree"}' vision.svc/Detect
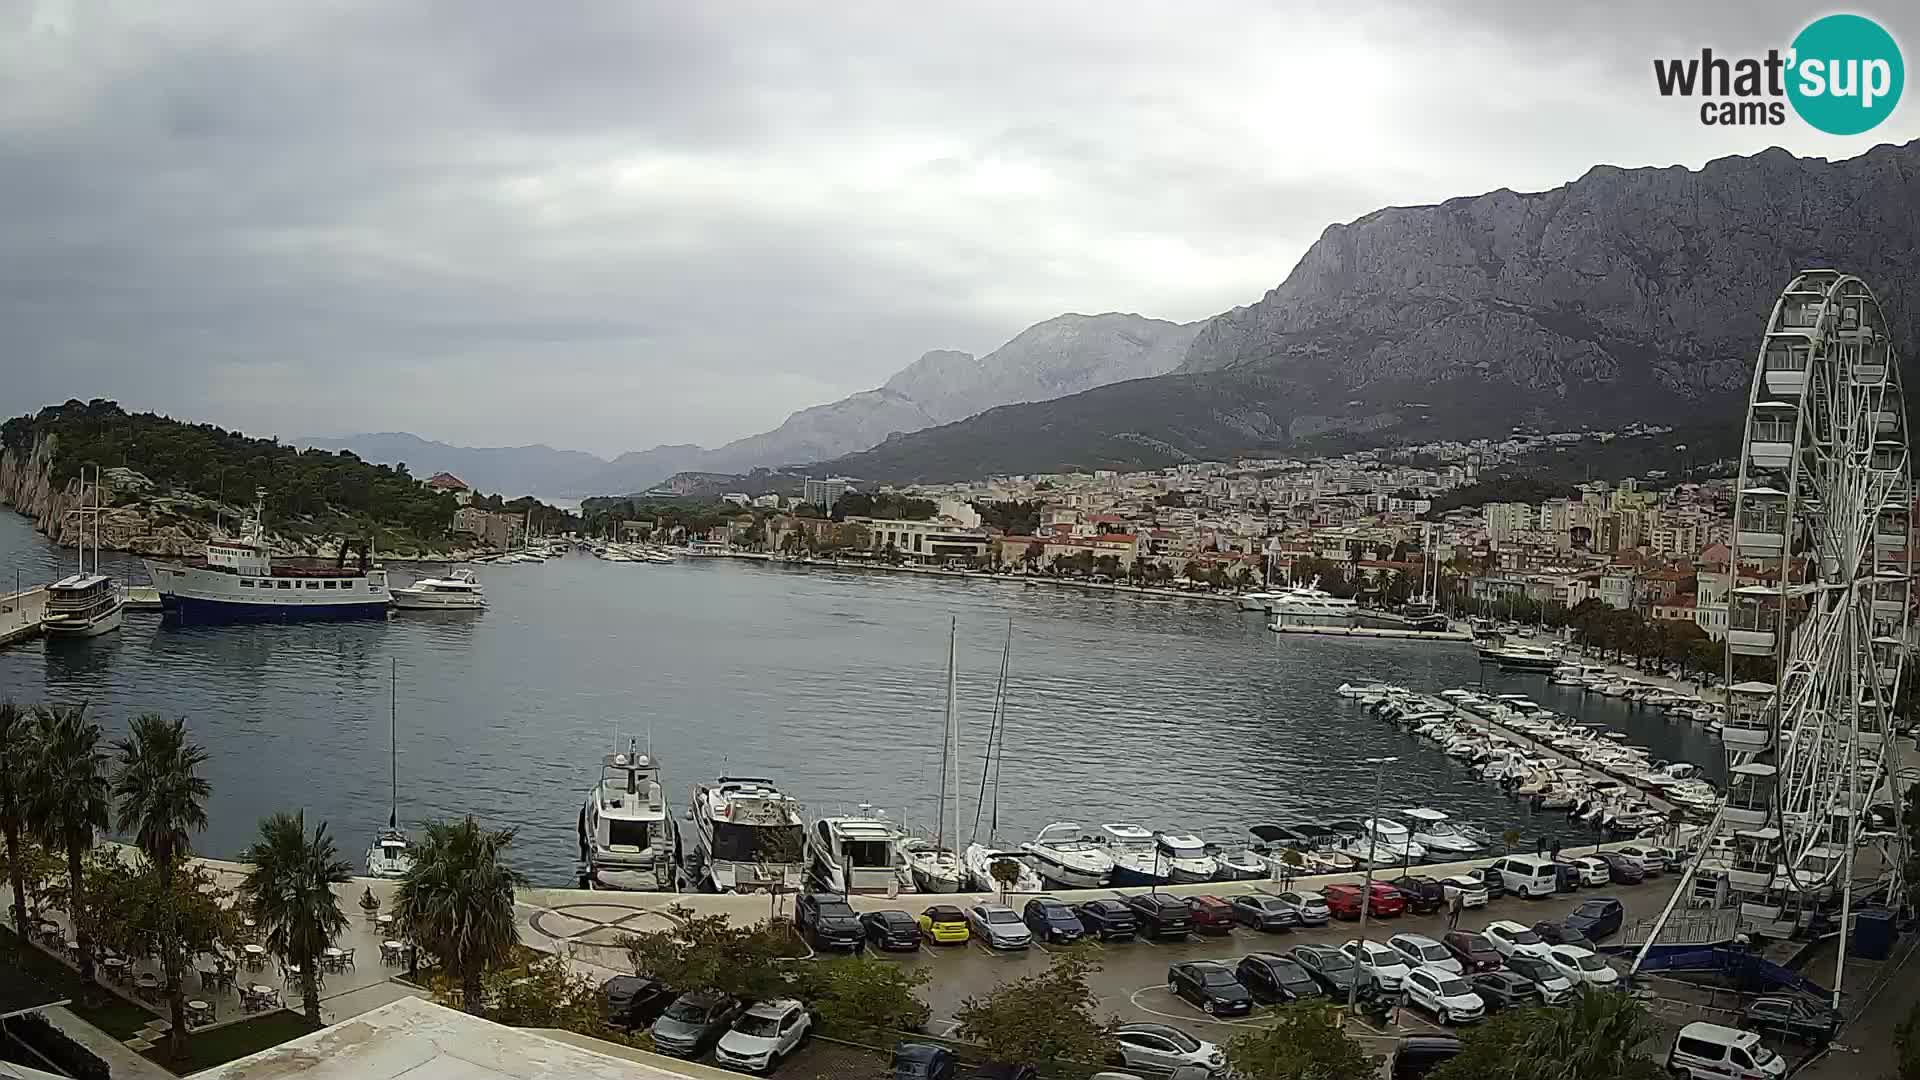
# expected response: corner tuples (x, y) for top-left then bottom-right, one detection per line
(0, 701), (36, 941)
(113, 715), (211, 1061)
(239, 812), (351, 1022)
(393, 817), (524, 1014)
(23, 705), (111, 990)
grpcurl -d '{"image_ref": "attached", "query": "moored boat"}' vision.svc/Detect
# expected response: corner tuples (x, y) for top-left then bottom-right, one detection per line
(580, 745), (674, 891)
(146, 492), (391, 623)
(1020, 822), (1113, 889)
(392, 568), (485, 610)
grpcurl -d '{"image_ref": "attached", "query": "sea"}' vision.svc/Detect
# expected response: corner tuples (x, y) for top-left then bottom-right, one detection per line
(0, 511), (1726, 885)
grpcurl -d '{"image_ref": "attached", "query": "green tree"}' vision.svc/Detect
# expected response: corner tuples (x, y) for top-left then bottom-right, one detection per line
(240, 811), (352, 1022)
(787, 954), (931, 1039)
(23, 704), (111, 991)
(0, 701), (35, 943)
(954, 952), (1115, 1069)
(619, 906), (792, 1002)
(484, 952), (621, 1036)
(80, 855), (236, 1018)
(989, 857), (1024, 901)
(394, 817), (525, 1015)
(1225, 1003), (1372, 1080)
(112, 714), (212, 1062)
(1431, 991), (1666, 1080)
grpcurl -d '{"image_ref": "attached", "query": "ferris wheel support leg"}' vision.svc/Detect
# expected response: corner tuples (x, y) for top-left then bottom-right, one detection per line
(1631, 805), (1728, 979)
(1832, 834), (1857, 1011)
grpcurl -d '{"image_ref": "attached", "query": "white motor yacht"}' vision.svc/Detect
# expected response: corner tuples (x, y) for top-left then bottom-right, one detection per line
(1020, 822), (1113, 889)
(1267, 584), (1358, 624)
(1237, 591), (1281, 612)
(391, 568), (485, 610)
(1402, 808), (1486, 856)
(963, 844), (1044, 894)
(807, 809), (913, 896)
(580, 747), (674, 891)
(1336, 817), (1427, 866)
(1097, 824), (1218, 886)
(680, 776), (806, 893)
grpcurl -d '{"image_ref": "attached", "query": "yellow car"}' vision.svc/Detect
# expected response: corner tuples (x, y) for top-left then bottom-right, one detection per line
(919, 904), (970, 945)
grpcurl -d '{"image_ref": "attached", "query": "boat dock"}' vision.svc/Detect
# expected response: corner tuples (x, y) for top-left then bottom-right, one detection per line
(0, 585), (46, 649)
(1450, 698), (1690, 820)
(1270, 622), (1472, 641)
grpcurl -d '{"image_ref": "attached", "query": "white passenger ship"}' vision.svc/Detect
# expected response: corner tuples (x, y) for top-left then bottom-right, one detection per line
(145, 494), (391, 624)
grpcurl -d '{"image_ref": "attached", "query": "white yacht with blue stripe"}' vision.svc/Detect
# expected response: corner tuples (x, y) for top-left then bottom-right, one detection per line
(145, 493), (391, 624)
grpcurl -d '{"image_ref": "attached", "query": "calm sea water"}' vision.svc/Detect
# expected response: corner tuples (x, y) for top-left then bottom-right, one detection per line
(0, 512), (1725, 884)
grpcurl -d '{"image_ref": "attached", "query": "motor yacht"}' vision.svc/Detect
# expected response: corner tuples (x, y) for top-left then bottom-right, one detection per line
(580, 746), (673, 891)
(1237, 591), (1281, 612)
(963, 844), (1044, 894)
(1267, 583), (1358, 625)
(1205, 838), (1268, 881)
(1097, 824), (1218, 886)
(391, 568), (485, 610)
(1246, 824), (1359, 875)
(807, 808), (913, 896)
(679, 776), (805, 894)
(1476, 641), (1561, 671)
(1019, 822), (1113, 889)
(1334, 817), (1427, 866)
(1401, 808), (1486, 856)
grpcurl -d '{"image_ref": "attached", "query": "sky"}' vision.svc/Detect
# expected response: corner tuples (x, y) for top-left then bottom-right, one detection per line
(2, 0), (1916, 457)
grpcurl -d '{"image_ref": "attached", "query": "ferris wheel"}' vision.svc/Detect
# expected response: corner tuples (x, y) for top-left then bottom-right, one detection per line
(1636, 270), (1911, 1003)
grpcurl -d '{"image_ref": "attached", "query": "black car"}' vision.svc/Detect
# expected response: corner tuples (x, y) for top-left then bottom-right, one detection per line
(1740, 995), (1843, 1044)
(890, 1042), (956, 1080)
(1022, 897), (1086, 944)
(601, 975), (676, 1030)
(1231, 894), (1302, 932)
(1391, 1035), (1462, 1080)
(650, 991), (745, 1057)
(1564, 898), (1625, 940)
(1166, 960), (1253, 1016)
(1592, 852), (1646, 885)
(1552, 863), (1583, 893)
(1389, 875), (1445, 915)
(973, 1066), (1040, 1080)
(861, 909), (923, 951)
(1439, 931), (1504, 974)
(1286, 943), (1370, 1000)
(1236, 952), (1324, 1004)
(1467, 971), (1535, 1012)
(1125, 893), (1194, 940)
(1075, 898), (1138, 941)
(1531, 921), (1596, 950)
(795, 892), (865, 950)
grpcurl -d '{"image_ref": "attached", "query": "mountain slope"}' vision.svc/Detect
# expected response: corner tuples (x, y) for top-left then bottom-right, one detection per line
(299, 432), (608, 497)
(821, 141), (1920, 483)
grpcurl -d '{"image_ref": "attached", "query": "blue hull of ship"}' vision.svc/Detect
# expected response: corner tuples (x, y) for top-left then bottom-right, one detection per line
(167, 596), (389, 625)
(1108, 864), (1173, 888)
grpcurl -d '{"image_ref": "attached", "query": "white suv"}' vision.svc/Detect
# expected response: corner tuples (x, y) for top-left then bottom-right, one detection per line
(1340, 939), (1412, 994)
(1547, 945), (1620, 988)
(1402, 965), (1486, 1026)
(714, 999), (811, 1074)
(1483, 920), (1553, 961)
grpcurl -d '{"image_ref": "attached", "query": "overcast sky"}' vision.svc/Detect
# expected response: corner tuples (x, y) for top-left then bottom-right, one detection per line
(3, 0), (1915, 457)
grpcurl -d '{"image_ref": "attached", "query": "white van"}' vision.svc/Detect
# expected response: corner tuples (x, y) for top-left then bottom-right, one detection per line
(1668, 1022), (1786, 1079)
(1487, 855), (1559, 898)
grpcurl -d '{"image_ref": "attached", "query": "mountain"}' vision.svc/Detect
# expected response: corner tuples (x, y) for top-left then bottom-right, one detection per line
(298, 432), (608, 498)
(819, 141), (1920, 484)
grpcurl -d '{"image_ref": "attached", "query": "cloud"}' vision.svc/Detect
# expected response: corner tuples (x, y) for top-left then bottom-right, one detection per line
(1, 0), (1913, 455)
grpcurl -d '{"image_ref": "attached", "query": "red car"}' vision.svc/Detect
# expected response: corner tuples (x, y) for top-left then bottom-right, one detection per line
(1323, 882), (1407, 920)
(1188, 895), (1235, 936)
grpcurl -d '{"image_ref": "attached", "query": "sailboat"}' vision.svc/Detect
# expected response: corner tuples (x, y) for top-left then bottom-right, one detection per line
(903, 617), (965, 894)
(964, 619), (1042, 894)
(365, 659), (416, 879)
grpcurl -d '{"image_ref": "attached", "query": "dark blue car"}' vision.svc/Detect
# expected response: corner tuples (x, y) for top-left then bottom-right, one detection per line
(1022, 897), (1085, 943)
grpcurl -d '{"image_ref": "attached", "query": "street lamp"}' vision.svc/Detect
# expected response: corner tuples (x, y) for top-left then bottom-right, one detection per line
(1348, 755), (1398, 1014)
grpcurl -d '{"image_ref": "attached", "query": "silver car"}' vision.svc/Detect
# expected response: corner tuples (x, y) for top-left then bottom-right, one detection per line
(1273, 890), (1331, 926)
(1111, 1022), (1226, 1074)
(966, 903), (1033, 949)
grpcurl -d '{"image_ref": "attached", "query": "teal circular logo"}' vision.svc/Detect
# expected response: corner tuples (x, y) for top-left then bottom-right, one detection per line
(1787, 14), (1904, 135)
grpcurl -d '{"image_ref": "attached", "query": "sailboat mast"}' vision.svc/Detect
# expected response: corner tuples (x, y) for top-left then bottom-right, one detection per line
(988, 617), (1011, 841)
(946, 616), (959, 853)
(389, 657), (398, 830)
(934, 618), (953, 852)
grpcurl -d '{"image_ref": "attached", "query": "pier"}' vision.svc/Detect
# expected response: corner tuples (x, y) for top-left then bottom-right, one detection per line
(0, 584), (45, 649)
(1270, 622), (1472, 641)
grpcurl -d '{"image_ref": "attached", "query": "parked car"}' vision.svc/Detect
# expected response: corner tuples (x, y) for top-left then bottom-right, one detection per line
(1668, 1022), (1786, 1079)
(973, 1066), (1039, 1080)
(1531, 921), (1596, 950)
(1613, 843), (1666, 875)
(1564, 897), (1625, 940)
(861, 909), (923, 951)
(1739, 995), (1843, 1044)
(1167, 960), (1254, 1016)
(1440, 931), (1504, 974)
(1075, 899), (1138, 941)
(1232, 894), (1301, 932)
(1340, 939), (1413, 995)
(1235, 952), (1325, 1004)
(1022, 897), (1086, 944)
(1457, 865), (1506, 900)
(650, 991), (745, 1057)
(1271, 889), (1331, 926)
(1564, 856), (1611, 887)
(891, 1042), (957, 1080)
(714, 998), (812, 1073)
(1483, 920), (1553, 961)
(966, 903), (1033, 949)
(1402, 966), (1487, 1026)
(1390, 1035), (1462, 1080)
(1389, 875), (1446, 915)
(1593, 851), (1646, 884)
(1388, 932), (1462, 975)
(1438, 874), (1489, 908)
(795, 892), (865, 950)
(1485, 855), (1556, 898)
(1467, 970), (1537, 1011)
(1188, 894), (1236, 936)
(1502, 954), (1577, 1005)
(1552, 862), (1584, 893)
(1546, 945), (1620, 988)
(1287, 943), (1371, 999)
(1110, 1023), (1227, 1075)
(918, 904), (970, 945)
(1124, 893), (1194, 939)
(1324, 882), (1405, 920)
(601, 975), (676, 1030)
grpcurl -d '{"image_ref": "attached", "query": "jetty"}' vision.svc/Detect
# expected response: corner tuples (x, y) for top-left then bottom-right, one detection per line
(0, 584), (45, 649)
(1270, 622), (1471, 641)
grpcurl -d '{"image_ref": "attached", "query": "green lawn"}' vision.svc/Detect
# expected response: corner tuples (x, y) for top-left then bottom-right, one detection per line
(0, 930), (155, 1041)
(142, 1010), (321, 1075)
